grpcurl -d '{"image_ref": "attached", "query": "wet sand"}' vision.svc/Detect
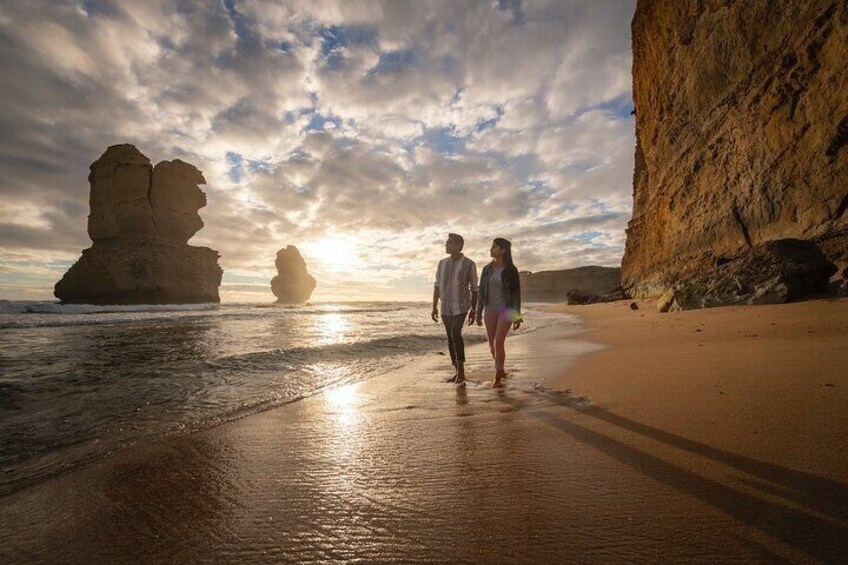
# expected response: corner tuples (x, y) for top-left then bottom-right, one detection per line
(2, 304), (848, 563)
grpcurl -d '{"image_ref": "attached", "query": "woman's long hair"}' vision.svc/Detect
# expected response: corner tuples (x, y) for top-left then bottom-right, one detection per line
(493, 238), (514, 269)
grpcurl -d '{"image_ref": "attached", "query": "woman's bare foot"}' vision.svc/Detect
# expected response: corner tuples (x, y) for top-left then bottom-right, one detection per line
(445, 373), (458, 383)
(492, 370), (506, 388)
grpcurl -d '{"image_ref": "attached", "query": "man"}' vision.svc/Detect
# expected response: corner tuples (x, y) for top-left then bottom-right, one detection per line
(431, 233), (478, 384)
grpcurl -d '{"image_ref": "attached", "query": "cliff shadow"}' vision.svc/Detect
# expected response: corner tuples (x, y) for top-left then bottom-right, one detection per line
(497, 393), (848, 562)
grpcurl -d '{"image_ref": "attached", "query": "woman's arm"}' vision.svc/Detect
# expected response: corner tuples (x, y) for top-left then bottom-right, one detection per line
(512, 267), (522, 328)
(475, 265), (487, 321)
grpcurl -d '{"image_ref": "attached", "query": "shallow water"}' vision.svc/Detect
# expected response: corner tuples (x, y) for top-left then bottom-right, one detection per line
(0, 301), (568, 495)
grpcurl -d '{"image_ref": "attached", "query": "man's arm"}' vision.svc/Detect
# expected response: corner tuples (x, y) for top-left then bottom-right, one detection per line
(467, 261), (479, 325)
(431, 286), (440, 322)
(431, 262), (441, 322)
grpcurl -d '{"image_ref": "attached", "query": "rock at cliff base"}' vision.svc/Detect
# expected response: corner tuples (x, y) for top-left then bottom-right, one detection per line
(566, 287), (628, 305)
(657, 239), (836, 312)
(271, 246), (316, 304)
(55, 144), (222, 305)
(830, 267), (848, 296)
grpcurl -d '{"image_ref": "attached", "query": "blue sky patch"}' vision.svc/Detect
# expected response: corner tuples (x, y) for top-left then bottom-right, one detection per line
(319, 25), (377, 56)
(475, 106), (504, 133)
(418, 127), (464, 155)
(305, 113), (342, 132)
(369, 49), (416, 76)
(590, 94), (635, 119)
(226, 151), (243, 183)
(221, 0), (253, 42)
(574, 230), (603, 241)
(265, 39), (293, 53)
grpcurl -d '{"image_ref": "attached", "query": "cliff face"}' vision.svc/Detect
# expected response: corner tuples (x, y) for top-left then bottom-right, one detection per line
(271, 246), (316, 304)
(520, 267), (621, 302)
(55, 145), (222, 304)
(623, 0), (848, 296)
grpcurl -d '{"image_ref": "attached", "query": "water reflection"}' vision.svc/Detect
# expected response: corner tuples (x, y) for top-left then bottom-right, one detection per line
(324, 382), (364, 429)
(316, 312), (349, 345)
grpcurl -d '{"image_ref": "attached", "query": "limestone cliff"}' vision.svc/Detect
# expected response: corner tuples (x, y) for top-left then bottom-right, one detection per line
(55, 145), (222, 304)
(519, 267), (621, 302)
(271, 246), (316, 304)
(623, 0), (848, 296)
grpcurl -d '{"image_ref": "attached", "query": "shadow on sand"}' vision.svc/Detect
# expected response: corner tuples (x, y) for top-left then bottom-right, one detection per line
(497, 391), (848, 562)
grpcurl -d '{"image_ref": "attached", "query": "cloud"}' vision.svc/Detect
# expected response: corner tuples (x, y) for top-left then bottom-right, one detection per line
(0, 0), (637, 301)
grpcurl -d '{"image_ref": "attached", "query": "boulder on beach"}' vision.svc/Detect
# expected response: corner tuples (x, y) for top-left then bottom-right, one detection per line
(270, 246), (316, 304)
(657, 239), (837, 312)
(830, 267), (848, 296)
(566, 287), (628, 305)
(54, 144), (223, 304)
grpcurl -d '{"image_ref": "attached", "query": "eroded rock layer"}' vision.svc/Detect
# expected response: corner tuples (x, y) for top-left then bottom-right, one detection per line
(623, 0), (848, 296)
(55, 144), (222, 304)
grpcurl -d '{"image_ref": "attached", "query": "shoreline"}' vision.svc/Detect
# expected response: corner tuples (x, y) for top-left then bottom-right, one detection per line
(2, 302), (847, 562)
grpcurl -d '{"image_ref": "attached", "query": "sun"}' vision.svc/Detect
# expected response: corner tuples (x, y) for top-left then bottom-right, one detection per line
(306, 236), (358, 272)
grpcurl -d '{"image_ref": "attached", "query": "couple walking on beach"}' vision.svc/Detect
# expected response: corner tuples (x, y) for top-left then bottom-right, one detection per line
(431, 233), (522, 387)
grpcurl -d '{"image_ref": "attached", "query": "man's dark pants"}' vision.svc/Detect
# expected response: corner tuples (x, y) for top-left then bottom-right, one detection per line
(441, 313), (467, 366)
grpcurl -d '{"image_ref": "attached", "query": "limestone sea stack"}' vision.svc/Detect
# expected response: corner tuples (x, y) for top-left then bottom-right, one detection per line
(622, 1), (848, 301)
(271, 246), (316, 304)
(54, 144), (223, 304)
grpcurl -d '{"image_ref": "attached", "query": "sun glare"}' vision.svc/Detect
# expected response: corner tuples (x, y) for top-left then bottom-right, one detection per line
(306, 236), (358, 272)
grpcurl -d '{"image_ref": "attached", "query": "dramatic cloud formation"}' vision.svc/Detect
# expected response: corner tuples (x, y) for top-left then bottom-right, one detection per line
(0, 0), (636, 301)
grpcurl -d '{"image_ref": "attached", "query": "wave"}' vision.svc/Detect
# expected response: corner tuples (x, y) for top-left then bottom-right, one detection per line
(0, 300), (220, 315)
(206, 333), (488, 373)
(0, 300), (422, 329)
(254, 305), (411, 315)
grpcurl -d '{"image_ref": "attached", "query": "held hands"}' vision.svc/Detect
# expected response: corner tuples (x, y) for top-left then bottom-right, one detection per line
(476, 316), (483, 327)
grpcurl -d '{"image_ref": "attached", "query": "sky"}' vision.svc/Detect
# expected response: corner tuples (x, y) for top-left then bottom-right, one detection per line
(0, 0), (637, 302)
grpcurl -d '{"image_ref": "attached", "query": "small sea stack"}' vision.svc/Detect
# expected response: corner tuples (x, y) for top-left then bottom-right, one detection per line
(271, 245), (316, 304)
(54, 144), (223, 305)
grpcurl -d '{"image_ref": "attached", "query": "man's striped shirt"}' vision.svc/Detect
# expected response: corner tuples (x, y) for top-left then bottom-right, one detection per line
(435, 255), (478, 316)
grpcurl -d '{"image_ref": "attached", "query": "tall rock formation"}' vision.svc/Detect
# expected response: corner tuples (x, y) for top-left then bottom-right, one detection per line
(55, 144), (223, 304)
(520, 267), (621, 302)
(623, 0), (848, 297)
(271, 246), (316, 304)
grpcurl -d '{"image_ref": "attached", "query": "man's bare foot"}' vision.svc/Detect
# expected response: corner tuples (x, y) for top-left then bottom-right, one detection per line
(491, 378), (504, 388)
(445, 373), (458, 383)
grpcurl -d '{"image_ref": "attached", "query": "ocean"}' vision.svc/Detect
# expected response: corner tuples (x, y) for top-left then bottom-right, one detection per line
(0, 300), (562, 496)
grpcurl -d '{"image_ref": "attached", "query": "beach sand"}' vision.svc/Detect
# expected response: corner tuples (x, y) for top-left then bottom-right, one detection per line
(2, 301), (847, 563)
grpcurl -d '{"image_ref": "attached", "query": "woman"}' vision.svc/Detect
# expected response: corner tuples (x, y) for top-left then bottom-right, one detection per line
(475, 238), (522, 388)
